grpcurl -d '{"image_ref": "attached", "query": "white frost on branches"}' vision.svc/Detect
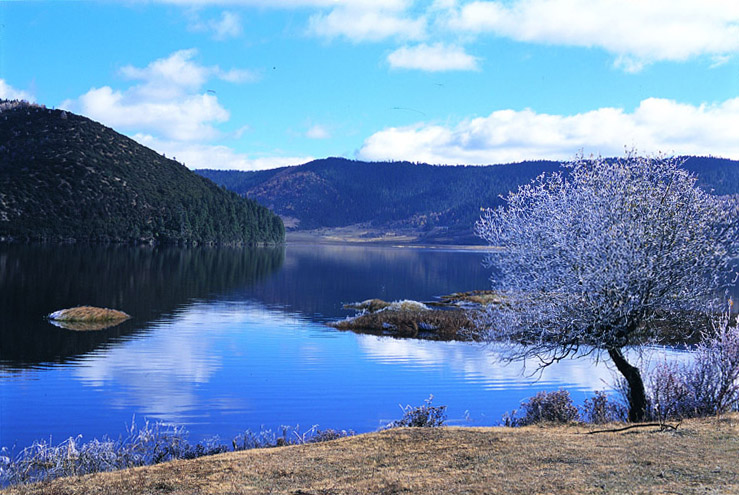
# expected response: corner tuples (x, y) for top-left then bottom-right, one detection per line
(475, 152), (739, 366)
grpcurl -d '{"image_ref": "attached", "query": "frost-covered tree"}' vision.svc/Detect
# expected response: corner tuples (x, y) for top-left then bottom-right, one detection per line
(475, 152), (738, 422)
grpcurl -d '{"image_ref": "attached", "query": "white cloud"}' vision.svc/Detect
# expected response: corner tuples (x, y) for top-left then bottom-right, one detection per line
(387, 43), (479, 71)
(61, 50), (256, 142)
(445, 0), (739, 70)
(126, 0), (739, 71)
(64, 86), (229, 142)
(159, 0), (408, 8)
(0, 80), (34, 101)
(60, 50), (306, 172)
(308, 4), (426, 42)
(358, 97), (739, 164)
(305, 124), (330, 139)
(119, 49), (257, 99)
(188, 10), (243, 40)
(134, 134), (312, 171)
(211, 10), (243, 39)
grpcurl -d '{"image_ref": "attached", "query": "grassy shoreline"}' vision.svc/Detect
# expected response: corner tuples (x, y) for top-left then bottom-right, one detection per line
(285, 229), (490, 250)
(4, 414), (738, 494)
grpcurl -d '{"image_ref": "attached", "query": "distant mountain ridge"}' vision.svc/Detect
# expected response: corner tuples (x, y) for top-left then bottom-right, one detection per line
(197, 156), (739, 244)
(0, 100), (284, 244)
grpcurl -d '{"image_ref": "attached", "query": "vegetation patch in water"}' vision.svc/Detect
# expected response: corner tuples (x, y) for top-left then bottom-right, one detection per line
(47, 306), (131, 331)
(433, 290), (505, 307)
(330, 298), (476, 340)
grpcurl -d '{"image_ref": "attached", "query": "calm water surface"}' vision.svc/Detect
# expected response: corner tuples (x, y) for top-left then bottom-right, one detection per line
(1, 243), (686, 449)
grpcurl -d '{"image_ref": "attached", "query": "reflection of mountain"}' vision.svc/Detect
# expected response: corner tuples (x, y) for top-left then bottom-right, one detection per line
(0, 244), (284, 369)
(229, 243), (492, 321)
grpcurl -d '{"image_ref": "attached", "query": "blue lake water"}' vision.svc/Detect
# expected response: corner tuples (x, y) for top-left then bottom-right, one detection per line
(0, 243), (691, 449)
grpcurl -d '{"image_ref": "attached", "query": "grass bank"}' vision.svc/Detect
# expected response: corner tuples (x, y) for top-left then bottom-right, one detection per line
(5, 414), (738, 494)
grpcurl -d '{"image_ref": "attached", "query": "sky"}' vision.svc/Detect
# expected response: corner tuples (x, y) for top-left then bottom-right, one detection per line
(1, 0), (738, 170)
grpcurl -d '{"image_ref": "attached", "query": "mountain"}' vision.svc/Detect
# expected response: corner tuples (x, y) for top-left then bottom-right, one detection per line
(0, 101), (284, 244)
(197, 156), (739, 244)
(198, 158), (562, 244)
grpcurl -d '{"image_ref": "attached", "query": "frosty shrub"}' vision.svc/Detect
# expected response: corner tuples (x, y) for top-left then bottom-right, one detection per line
(475, 152), (739, 422)
(0, 420), (193, 486)
(386, 395), (447, 428)
(503, 390), (580, 426)
(648, 311), (739, 420)
(1, 420), (353, 487)
(686, 312), (739, 415)
(231, 424), (352, 450)
(306, 428), (354, 444)
(580, 390), (627, 424)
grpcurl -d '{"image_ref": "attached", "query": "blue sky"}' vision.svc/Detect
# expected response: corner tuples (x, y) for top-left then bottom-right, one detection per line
(2, 0), (738, 170)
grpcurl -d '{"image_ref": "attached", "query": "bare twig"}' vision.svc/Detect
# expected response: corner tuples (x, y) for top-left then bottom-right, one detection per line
(586, 422), (680, 435)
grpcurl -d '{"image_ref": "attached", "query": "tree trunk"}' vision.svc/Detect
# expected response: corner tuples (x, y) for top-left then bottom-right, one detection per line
(608, 348), (648, 422)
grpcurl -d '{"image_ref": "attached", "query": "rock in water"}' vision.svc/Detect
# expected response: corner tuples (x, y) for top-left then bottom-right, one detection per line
(48, 306), (130, 331)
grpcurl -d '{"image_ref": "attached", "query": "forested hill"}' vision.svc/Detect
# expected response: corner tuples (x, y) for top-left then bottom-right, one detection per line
(196, 156), (739, 244)
(197, 159), (562, 243)
(0, 101), (284, 244)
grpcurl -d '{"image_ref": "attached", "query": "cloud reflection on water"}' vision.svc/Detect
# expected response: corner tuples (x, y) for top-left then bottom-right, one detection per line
(356, 334), (692, 394)
(71, 302), (306, 422)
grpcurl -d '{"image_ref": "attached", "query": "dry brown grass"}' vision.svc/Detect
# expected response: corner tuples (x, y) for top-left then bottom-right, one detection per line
(330, 292), (509, 341)
(6, 415), (738, 495)
(331, 297), (484, 340)
(49, 306), (130, 322)
(436, 290), (505, 306)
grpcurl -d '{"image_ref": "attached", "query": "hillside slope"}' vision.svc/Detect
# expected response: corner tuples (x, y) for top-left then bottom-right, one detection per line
(198, 158), (563, 243)
(198, 156), (739, 244)
(0, 101), (284, 244)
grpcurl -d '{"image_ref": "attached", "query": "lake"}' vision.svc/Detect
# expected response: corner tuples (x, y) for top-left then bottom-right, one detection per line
(0, 243), (687, 450)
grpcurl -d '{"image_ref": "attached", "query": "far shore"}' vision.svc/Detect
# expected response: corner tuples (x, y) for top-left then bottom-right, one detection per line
(286, 228), (493, 251)
(5, 414), (738, 495)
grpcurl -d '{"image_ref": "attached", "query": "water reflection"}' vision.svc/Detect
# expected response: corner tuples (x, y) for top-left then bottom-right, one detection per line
(356, 336), (698, 394)
(0, 244), (284, 369)
(71, 303), (305, 422)
(0, 243), (714, 451)
(233, 243), (491, 320)
(30, 298), (638, 440)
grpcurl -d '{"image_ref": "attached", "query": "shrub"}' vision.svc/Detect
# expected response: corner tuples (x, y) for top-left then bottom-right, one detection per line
(580, 390), (627, 424)
(648, 361), (691, 422)
(1, 420), (353, 487)
(306, 428), (354, 444)
(503, 390), (580, 426)
(386, 395), (447, 428)
(648, 311), (739, 420)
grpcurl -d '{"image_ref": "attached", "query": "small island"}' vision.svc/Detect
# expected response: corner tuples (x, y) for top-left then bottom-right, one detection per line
(48, 306), (131, 331)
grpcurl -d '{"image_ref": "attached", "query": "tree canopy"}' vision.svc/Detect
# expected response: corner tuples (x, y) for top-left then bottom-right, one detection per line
(475, 152), (739, 422)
